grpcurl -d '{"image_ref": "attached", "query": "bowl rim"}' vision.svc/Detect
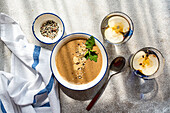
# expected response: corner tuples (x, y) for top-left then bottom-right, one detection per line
(32, 12), (65, 44)
(50, 32), (109, 90)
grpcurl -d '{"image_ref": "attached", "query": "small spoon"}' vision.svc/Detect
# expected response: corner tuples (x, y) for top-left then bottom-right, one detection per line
(86, 56), (126, 111)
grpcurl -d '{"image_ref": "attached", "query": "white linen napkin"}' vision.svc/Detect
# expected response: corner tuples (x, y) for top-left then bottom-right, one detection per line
(0, 13), (60, 113)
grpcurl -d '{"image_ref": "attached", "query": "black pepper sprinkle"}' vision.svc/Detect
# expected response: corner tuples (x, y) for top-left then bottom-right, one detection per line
(40, 20), (59, 39)
(76, 62), (79, 65)
(146, 54), (149, 57)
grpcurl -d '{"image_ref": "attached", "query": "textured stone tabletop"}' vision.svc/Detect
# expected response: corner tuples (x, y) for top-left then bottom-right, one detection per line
(0, 0), (170, 113)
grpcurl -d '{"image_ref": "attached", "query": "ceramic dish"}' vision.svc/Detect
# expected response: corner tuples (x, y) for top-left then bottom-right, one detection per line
(32, 13), (65, 44)
(50, 33), (108, 90)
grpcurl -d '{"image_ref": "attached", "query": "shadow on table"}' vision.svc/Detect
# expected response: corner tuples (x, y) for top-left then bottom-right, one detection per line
(59, 69), (109, 101)
(125, 68), (158, 101)
(162, 62), (170, 101)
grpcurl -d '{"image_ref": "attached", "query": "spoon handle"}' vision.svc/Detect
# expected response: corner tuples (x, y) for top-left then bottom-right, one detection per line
(86, 92), (101, 111)
(86, 78), (109, 111)
(86, 71), (120, 111)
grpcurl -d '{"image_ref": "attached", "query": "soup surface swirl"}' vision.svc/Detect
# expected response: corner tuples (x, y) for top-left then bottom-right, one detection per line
(55, 38), (102, 85)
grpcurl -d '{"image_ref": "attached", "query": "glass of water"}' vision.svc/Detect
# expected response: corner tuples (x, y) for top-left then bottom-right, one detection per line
(130, 47), (165, 79)
(130, 47), (165, 100)
(101, 12), (134, 45)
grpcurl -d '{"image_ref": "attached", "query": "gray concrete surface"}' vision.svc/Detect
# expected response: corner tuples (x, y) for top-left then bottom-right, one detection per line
(0, 0), (170, 113)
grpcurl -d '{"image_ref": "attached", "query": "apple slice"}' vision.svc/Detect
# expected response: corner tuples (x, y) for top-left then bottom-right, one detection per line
(133, 51), (159, 75)
(133, 51), (146, 71)
(108, 16), (130, 33)
(142, 54), (159, 75)
(104, 27), (124, 43)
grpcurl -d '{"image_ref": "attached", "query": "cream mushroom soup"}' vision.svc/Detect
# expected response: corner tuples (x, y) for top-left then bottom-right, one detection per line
(55, 38), (102, 85)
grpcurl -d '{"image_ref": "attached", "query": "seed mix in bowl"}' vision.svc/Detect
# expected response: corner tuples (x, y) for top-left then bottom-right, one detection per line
(40, 20), (59, 39)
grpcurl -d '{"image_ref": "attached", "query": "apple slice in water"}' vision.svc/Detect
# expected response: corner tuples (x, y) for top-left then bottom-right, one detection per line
(108, 16), (129, 33)
(104, 27), (124, 43)
(133, 51), (159, 75)
(104, 16), (130, 44)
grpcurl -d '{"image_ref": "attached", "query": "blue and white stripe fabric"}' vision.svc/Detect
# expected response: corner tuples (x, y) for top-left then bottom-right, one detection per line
(0, 13), (60, 113)
(32, 45), (41, 70)
(0, 99), (7, 113)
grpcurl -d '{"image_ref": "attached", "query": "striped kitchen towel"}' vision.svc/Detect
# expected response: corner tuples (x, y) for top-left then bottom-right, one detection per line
(0, 13), (60, 113)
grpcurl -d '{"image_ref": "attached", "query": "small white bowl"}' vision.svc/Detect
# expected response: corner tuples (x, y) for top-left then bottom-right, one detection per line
(50, 33), (108, 90)
(32, 13), (65, 44)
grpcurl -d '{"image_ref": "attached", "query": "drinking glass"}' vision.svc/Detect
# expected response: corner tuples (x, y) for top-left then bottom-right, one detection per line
(101, 12), (134, 45)
(130, 47), (165, 79)
(129, 47), (165, 100)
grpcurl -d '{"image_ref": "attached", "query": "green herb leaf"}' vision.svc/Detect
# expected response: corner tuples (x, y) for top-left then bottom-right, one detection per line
(89, 51), (98, 62)
(85, 51), (90, 59)
(90, 50), (96, 52)
(85, 36), (95, 50)
(84, 36), (98, 62)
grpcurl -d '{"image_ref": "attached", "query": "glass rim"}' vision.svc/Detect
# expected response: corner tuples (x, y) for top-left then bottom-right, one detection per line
(130, 47), (165, 79)
(101, 11), (134, 45)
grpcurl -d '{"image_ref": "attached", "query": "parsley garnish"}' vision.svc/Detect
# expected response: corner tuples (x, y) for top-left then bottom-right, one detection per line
(84, 36), (98, 62)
